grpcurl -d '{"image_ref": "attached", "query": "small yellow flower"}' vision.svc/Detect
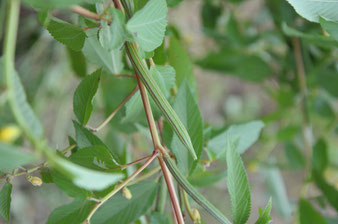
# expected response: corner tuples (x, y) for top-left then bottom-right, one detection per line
(247, 161), (258, 173)
(28, 176), (43, 187)
(0, 125), (21, 143)
(192, 208), (201, 223)
(122, 187), (132, 200)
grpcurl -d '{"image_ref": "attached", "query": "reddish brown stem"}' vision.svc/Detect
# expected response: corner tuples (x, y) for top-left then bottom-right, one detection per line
(120, 154), (152, 170)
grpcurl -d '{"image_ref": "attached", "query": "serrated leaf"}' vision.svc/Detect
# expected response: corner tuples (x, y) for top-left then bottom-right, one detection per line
(0, 142), (37, 172)
(67, 47), (87, 78)
(46, 18), (86, 51)
(226, 139), (251, 224)
(208, 121), (264, 160)
(299, 199), (326, 224)
(69, 145), (119, 171)
(0, 183), (12, 222)
(126, 42), (197, 159)
(286, 0), (338, 22)
(83, 29), (122, 74)
(6, 70), (44, 142)
(47, 199), (96, 224)
(168, 36), (197, 95)
(170, 81), (203, 175)
(91, 181), (158, 224)
(254, 198), (272, 224)
(73, 69), (101, 125)
(110, 9), (127, 49)
(122, 65), (175, 123)
(127, 0), (167, 51)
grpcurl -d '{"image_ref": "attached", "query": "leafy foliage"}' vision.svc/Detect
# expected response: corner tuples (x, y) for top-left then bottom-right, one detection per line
(226, 140), (251, 224)
(0, 183), (12, 222)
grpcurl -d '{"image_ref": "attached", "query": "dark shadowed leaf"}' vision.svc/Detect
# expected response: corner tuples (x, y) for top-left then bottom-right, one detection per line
(299, 199), (326, 224)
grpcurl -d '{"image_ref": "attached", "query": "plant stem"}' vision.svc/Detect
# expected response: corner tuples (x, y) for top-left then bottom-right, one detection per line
(292, 38), (313, 165)
(70, 6), (110, 22)
(85, 150), (158, 223)
(88, 86), (138, 132)
(120, 154), (152, 170)
(127, 166), (161, 186)
(136, 74), (184, 224)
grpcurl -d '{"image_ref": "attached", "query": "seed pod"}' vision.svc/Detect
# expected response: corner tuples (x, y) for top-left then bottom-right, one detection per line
(122, 187), (132, 200)
(28, 176), (43, 187)
(192, 208), (201, 223)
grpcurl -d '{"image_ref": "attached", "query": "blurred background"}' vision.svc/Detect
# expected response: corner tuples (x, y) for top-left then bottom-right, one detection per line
(0, 0), (338, 223)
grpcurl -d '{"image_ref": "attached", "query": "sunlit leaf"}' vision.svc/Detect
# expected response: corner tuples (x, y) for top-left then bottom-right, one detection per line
(254, 198), (272, 224)
(46, 18), (86, 51)
(127, 0), (167, 51)
(226, 139), (251, 224)
(110, 9), (127, 49)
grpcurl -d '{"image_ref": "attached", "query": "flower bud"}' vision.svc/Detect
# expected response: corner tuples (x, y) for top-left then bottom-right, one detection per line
(192, 208), (201, 223)
(28, 176), (43, 187)
(122, 187), (132, 200)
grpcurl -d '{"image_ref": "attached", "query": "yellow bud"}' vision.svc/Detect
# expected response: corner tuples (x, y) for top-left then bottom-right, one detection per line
(0, 125), (21, 143)
(192, 208), (201, 223)
(122, 187), (132, 200)
(28, 176), (43, 187)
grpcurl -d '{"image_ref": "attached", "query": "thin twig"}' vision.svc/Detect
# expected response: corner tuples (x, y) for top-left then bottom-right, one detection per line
(70, 5), (111, 22)
(127, 166), (161, 186)
(85, 150), (158, 223)
(182, 188), (195, 222)
(120, 154), (152, 170)
(88, 86), (138, 133)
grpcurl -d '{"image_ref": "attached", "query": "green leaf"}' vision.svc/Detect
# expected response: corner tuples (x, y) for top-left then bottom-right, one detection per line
(73, 69), (101, 125)
(0, 183), (12, 222)
(122, 65), (175, 124)
(170, 81), (203, 175)
(316, 69), (338, 98)
(226, 139), (251, 224)
(126, 42), (197, 159)
(166, 0), (182, 7)
(286, 0), (338, 22)
(54, 158), (124, 191)
(282, 23), (338, 48)
(67, 47), (87, 78)
(164, 155), (231, 224)
(254, 198), (272, 224)
(320, 17), (338, 42)
(312, 170), (338, 211)
(207, 121), (264, 160)
(46, 18), (86, 51)
(51, 167), (91, 198)
(47, 199), (96, 224)
(6, 70), (44, 142)
(91, 181), (158, 224)
(197, 48), (271, 82)
(264, 167), (291, 218)
(150, 212), (170, 224)
(73, 121), (121, 164)
(127, 0), (168, 52)
(0, 142), (37, 172)
(313, 97), (334, 118)
(110, 9), (127, 49)
(299, 199), (326, 224)
(201, 0), (222, 29)
(168, 36), (197, 95)
(83, 29), (123, 74)
(188, 164), (226, 187)
(69, 145), (120, 171)
(312, 139), (328, 173)
(284, 142), (305, 169)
